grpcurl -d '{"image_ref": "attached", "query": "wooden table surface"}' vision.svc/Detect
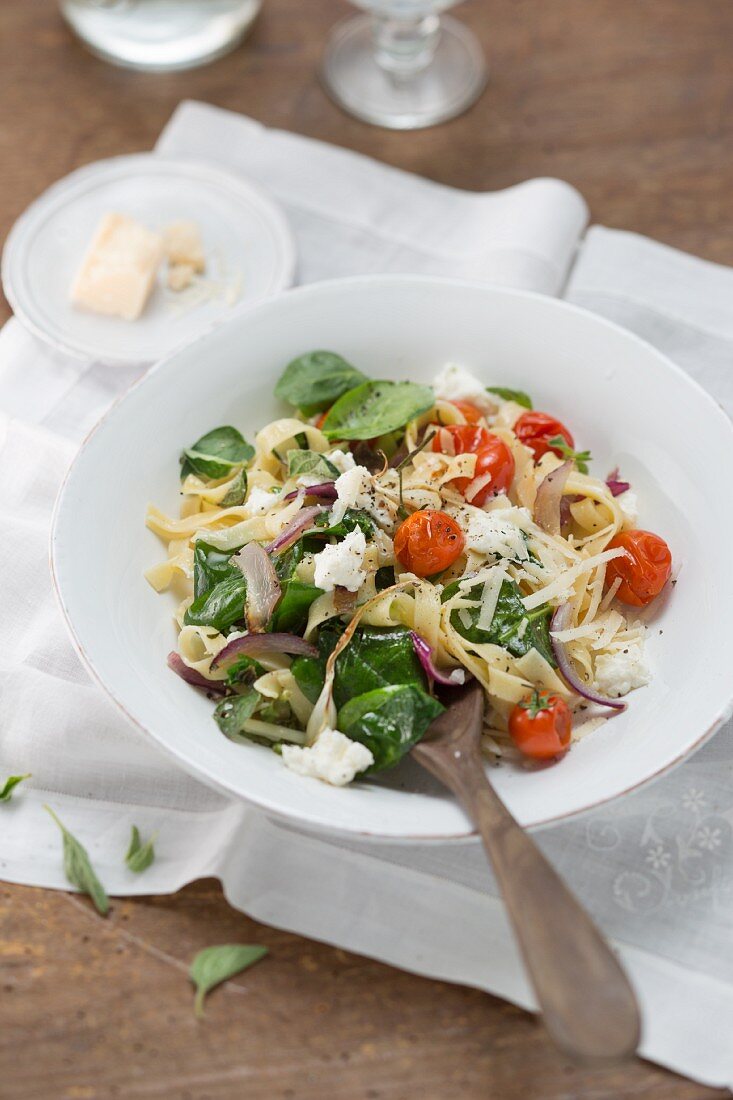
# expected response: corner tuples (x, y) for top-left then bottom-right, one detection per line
(1, 2), (731, 1097)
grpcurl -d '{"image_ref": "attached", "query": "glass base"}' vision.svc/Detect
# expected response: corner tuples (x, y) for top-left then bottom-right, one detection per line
(321, 13), (487, 130)
(59, 0), (261, 73)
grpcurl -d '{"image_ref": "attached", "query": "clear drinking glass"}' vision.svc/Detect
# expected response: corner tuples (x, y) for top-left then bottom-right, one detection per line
(321, 0), (487, 130)
(59, 0), (262, 72)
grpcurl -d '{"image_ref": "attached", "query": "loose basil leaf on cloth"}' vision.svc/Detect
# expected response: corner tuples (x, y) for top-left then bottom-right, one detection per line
(270, 578), (323, 634)
(218, 468), (248, 507)
(287, 449), (339, 480)
(193, 541), (242, 599)
(184, 574), (247, 633)
(442, 577), (556, 666)
(190, 944), (268, 1018)
(292, 624), (428, 708)
(321, 380), (435, 441)
(486, 386), (533, 409)
(180, 426), (255, 481)
(213, 691), (260, 740)
(44, 806), (109, 916)
(125, 825), (156, 874)
(275, 351), (368, 416)
(338, 684), (444, 771)
(0, 773), (31, 802)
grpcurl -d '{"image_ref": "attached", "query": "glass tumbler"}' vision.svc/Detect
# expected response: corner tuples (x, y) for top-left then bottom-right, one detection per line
(59, 0), (262, 72)
(321, 0), (487, 130)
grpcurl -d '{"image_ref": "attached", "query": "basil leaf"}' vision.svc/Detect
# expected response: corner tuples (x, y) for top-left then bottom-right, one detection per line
(125, 825), (156, 874)
(487, 386), (533, 409)
(339, 684), (444, 771)
(218, 468), (248, 507)
(275, 351), (368, 416)
(181, 426), (255, 481)
(287, 449), (339, 480)
(190, 944), (268, 1018)
(213, 691), (260, 740)
(442, 577), (556, 666)
(0, 773), (30, 802)
(225, 655), (266, 687)
(292, 625), (427, 709)
(270, 578), (323, 634)
(193, 541), (241, 599)
(321, 381), (435, 441)
(184, 574), (247, 633)
(45, 806), (109, 916)
(547, 435), (592, 474)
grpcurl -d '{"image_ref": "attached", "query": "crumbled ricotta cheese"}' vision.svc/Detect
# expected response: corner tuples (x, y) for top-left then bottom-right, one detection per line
(313, 529), (367, 592)
(432, 363), (494, 414)
(447, 504), (529, 561)
(594, 638), (650, 698)
(330, 465), (393, 528)
(617, 490), (639, 526)
(246, 486), (281, 516)
(325, 448), (356, 475)
(281, 727), (374, 786)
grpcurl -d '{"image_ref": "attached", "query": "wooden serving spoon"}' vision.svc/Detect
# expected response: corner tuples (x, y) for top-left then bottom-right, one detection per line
(412, 681), (641, 1064)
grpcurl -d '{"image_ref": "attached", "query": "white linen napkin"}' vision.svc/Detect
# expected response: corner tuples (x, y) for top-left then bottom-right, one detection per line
(1, 102), (732, 1088)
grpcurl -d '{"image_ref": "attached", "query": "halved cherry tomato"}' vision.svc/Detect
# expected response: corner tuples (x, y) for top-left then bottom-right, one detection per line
(515, 411), (574, 462)
(605, 529), (672, 607)
(433, 425), (514, 505)
(509, 690), (572, 761)
(449, 400), (484, 424)
(394, 509), (465, 577)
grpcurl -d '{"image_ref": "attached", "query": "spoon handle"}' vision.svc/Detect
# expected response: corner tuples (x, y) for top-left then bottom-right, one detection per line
(421, 747), (640, 1063)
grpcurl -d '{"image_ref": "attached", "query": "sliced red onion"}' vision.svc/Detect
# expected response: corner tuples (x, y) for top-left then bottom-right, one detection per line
(606, 467), (631, 497)
(550, 603), (627, 711)
(233, 542), (280, 633)
(334, 585), (357, 615)
(534, 460), (572, 535)
(264, 505), (326, 556)
(167, 652), (227, 694)
(411, 631), (468, 687)
(283, 482), (337, 503)
(211, 632), (317, 670)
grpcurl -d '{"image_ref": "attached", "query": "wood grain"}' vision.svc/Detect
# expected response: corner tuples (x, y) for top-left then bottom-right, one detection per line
(0, 1), (731, 1096)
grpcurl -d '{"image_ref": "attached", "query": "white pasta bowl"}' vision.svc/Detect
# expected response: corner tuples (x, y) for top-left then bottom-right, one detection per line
(52, 276), (733, 839)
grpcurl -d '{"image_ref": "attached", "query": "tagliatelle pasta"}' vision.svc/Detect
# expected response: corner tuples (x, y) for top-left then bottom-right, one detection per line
(145, 355), (673, 786)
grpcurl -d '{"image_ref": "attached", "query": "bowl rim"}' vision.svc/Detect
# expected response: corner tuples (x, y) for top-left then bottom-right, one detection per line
(50, 273), (733, 840)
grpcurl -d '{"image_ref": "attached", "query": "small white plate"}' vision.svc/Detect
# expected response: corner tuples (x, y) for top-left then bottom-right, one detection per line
(2, 154), (296, 366)
(51, 276), (733, 840)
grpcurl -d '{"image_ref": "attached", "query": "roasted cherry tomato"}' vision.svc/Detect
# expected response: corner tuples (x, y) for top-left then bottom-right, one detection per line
(509, 690), (572, 761)
(515, 411), (574, 462)
(605, 529), (672, 607)
(394, 509), (465, 577)
(433, 425), (514, 505)
(449, 400), (485, 424)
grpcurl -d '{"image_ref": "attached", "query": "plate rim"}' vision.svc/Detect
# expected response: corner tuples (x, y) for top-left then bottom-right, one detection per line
(1, 152), (297, 367)
(50, 273), (733, 840)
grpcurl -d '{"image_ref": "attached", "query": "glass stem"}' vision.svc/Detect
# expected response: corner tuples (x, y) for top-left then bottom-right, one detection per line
(371, 12), (441, 81)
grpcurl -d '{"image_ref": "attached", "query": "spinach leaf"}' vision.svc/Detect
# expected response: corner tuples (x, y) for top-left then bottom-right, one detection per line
(190, 944), (268, 1018)
(287, 449), (339, 480)
(125, 825), (156, 874)
(193, 541), (241, 599)
(339, 685), (444, 771)
(181, 426), (255, 481)
(487, 386), (533, 409)
(45, 806), (109, 916)
(270, 578), (323, 634)
(275, 351), (368, 416)
(375, 565), (395, 591)
(213, 691), (260, 740)
(291, 624), (427, 709)
(225, 655), (266, 687)
(313, 509), (375, 539)
(442, 577), (556, 666)
(184, 574), (246, 633)
(321, 381), (435, 441)
(0, 773), (30, 802)
(218, 468), (248, 507)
